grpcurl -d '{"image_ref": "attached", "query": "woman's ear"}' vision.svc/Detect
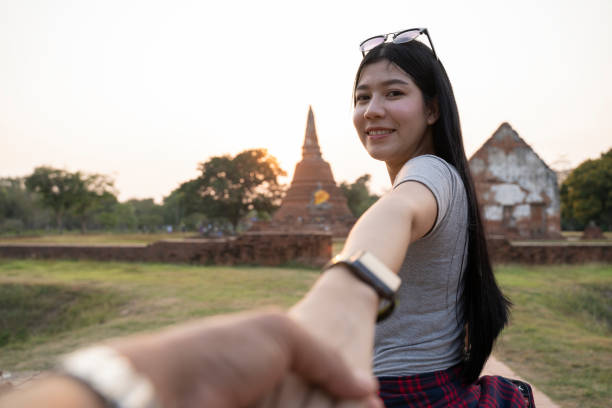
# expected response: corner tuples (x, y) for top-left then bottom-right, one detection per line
(426, 98), (440, 125)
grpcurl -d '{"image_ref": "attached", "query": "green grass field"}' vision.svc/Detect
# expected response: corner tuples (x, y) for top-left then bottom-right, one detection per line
(0, 260), (610, 408)
(494, 264), (611, 408)
(0, 232), (196, 245)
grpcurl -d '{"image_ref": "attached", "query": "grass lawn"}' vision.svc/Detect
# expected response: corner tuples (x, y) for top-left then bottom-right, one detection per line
(0, 232), (196, 245)
(0, 260), (320, 372)
(494, 264), (611, 408)
(0, 260), (609, 408)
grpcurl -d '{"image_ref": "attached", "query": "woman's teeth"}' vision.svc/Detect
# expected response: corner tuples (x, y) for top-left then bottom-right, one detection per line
(368, 129), (392, 135)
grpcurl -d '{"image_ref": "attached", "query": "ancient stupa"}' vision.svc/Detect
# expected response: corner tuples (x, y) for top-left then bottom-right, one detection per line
(270, 107), (355, 236)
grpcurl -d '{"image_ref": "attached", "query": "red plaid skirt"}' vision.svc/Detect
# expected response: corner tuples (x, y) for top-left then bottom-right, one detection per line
(378, 365), (530, 407)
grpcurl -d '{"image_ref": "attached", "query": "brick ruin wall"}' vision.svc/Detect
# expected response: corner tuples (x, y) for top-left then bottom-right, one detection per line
(470, 124), (562, 239)
(0, 233), (333, 268)
(487, 238), (612, 264)
(0, 235), (609, 266)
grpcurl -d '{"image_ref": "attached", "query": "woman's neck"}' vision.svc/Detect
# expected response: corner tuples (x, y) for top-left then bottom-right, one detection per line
(386, 133), (436, 184)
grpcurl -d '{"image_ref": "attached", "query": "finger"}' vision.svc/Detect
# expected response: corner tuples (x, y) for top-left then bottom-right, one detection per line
(336, 396), (385, 408)
(302, 388), (335, 408)
(273, 374), (311, 408)
(278, 319), (378, 399)
(251, 385), (279, 408)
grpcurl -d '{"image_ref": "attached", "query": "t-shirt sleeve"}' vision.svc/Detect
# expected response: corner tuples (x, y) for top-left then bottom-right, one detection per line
(392, 155), (456, 235)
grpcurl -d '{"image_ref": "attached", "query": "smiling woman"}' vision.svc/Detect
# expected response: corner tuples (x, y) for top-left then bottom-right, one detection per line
(268, 32), (528, 408)
(353, 60), (438, 180)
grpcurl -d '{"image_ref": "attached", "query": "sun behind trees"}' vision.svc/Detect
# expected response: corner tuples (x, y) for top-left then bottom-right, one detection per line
(1, 149), (382, 235)
(168, 148), (287, 233)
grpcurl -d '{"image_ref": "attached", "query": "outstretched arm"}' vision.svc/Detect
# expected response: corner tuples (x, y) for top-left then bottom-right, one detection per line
(272, 180), (438, 406)
(0, 311), (380, 408)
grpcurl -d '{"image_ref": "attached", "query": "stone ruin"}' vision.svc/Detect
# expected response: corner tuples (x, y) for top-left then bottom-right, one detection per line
(256, 107), (355, 237)
(469, 123), (563, 239)
(581, 221), (604, 240)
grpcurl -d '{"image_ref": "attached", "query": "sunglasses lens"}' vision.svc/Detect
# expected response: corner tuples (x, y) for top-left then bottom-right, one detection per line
(393, 29), (421, 45)
(360, 36), (385, 54)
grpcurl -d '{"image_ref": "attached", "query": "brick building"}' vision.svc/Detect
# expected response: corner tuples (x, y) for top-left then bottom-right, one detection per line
(469, 123), (562, 239)
(266, 107), (355, 236)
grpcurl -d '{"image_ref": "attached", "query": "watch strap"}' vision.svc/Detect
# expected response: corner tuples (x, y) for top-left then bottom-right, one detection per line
(59, 346), (161, 408)
(324, 250), (401, 321)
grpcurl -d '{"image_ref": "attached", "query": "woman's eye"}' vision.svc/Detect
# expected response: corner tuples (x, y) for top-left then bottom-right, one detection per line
(387, 90), (404, 97)
(355, 94), (370, 102)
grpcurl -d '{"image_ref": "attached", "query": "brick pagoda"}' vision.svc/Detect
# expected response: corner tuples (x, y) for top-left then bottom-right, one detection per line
(270, 107), (355, 236)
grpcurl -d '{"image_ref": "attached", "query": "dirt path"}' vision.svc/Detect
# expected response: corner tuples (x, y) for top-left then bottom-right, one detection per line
(484, 356), (559, 408)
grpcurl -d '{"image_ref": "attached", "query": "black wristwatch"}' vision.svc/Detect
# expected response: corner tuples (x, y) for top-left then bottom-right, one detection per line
(324, 250), (401, 322)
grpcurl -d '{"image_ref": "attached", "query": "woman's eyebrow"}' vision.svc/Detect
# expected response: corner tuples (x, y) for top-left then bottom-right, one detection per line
(356, 78), (411, 90)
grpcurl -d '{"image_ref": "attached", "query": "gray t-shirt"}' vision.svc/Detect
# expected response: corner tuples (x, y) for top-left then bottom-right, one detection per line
(373, 154), (468, 376)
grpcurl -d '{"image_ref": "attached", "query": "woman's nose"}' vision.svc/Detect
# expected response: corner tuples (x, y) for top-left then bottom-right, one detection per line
(364, 97), (385, 119)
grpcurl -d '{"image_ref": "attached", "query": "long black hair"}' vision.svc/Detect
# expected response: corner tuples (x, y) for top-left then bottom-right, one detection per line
(354, 41), (511, 383)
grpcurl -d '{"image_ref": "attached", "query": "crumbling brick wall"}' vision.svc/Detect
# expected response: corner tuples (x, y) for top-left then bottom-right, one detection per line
(0, 232), (333, 267)
(470, 123), (562, 239)
(487, 238), (612, 264)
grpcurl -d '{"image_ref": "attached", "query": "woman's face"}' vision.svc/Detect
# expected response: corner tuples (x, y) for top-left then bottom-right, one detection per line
(353, 60), (437, 170)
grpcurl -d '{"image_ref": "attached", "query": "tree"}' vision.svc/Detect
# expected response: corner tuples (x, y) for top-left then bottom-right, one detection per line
(25, 167), (116, 232)
(70, 172), (116, 232)
(127, 199), (164, 232)
(163, 179), (203, 227)
(192, 149), (286, 232)
(560, 148), (612, 231)
(339, 174), (380, 217)
(0, 177), (50, 232)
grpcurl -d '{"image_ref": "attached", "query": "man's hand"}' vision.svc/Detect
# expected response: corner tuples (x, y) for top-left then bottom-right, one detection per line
(115, 310), (379, 407)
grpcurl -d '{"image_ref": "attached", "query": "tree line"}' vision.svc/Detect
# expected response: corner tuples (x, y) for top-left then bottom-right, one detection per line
(0, 149), (380, 235)
(560, 148), (611, 231)
(3, 147), (608, 235)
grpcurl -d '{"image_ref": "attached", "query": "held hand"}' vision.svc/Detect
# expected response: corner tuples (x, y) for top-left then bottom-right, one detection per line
(114, 310), (379, 408)
(257, 266), (383, 408)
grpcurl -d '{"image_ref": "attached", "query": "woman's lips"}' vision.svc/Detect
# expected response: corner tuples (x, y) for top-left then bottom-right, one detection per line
(366, 129), (394, 141)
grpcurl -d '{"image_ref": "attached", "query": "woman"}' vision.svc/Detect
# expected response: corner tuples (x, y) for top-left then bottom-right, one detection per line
(285, 29), (530, 407)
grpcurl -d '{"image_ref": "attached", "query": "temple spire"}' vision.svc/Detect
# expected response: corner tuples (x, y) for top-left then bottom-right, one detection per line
(268, 105), (355, 237)
(302, 106), (322, 159)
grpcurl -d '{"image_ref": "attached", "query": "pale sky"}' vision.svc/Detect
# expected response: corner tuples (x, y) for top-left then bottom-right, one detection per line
(1, 0), (611, 202)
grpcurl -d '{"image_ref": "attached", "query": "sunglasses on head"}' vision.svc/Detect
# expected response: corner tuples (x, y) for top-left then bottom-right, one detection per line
(359, 27), (438, 59)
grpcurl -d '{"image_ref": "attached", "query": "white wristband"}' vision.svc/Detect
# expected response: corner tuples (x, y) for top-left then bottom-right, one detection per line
(59, 346), (161, 408)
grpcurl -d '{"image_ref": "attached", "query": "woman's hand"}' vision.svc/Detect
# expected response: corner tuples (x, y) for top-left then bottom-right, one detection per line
(255, 267), (382, 408)
(256, 180), (437, 407)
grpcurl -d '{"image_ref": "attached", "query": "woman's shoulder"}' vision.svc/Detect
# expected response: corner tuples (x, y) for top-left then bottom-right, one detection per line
(393, 154), (460, 189)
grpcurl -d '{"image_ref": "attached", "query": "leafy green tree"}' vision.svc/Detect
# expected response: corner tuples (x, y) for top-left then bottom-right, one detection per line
(561, 148), (612, 231)
(126, 199), (164, 232)
(25, 167), (77, 230)
(25, 167), (116, 231)
(162, 189), (184, 228)
(162, 179), (202, 228)
(0, 177), (50, 232)
(339, 174), (380, 217)
(70, 173), (116, 232)
(192, 149), (286, 232)
(87, 193), (131, 230)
